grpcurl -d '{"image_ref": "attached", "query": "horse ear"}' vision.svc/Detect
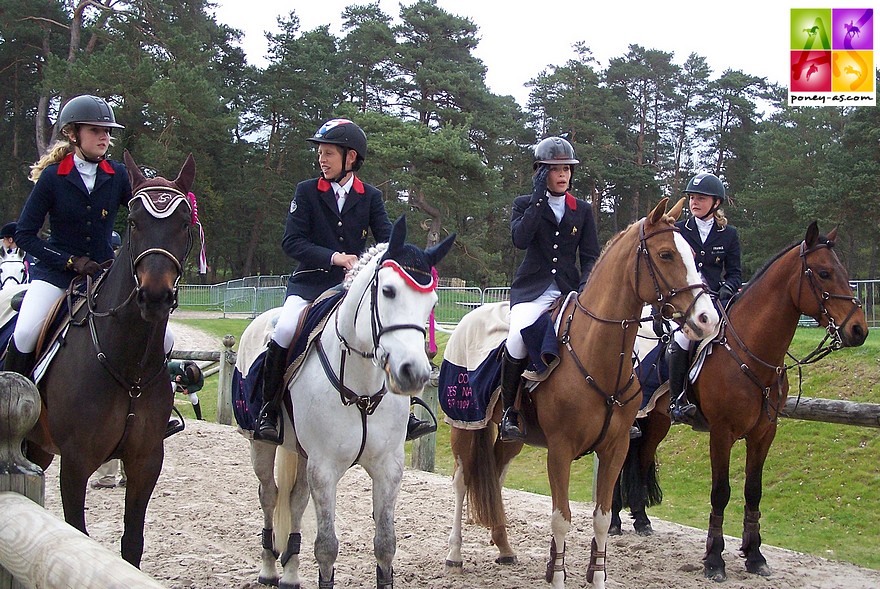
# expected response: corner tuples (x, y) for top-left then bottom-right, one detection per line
(668, 197), (686, 221)
(826, 225), (838, 243)
(124, 150), (146, 191)
(805, 221), (819, 248)
(388, 215), (407, 250)
(174, 153), (196, 194)
(647, 198), (670, 226)
(425, 233), (456, 267)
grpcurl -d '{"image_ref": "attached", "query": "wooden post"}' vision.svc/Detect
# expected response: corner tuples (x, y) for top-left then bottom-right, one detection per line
(0, 373), (43, 589)
(782, 396), (880, 427)
(216, 335), (236, 425)
(410, 383), (438, 473)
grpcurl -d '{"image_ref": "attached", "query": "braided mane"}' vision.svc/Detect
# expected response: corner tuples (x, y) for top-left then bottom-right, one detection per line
(343, 242), (389, 290)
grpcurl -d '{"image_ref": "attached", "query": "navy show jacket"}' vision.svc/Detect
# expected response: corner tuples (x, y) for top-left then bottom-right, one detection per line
(15, 154), (131, 288)
(509, 191), (600, 306)
(282, 176), (392, 300)
(676, 216), (742, 295)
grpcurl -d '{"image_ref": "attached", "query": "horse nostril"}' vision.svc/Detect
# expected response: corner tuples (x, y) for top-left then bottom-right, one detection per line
(699, 312), (710, 326)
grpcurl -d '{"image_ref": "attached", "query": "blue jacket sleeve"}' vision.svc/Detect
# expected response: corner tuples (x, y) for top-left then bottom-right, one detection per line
(16, 175), (71, 269)
(511, 194), (544, 250)
(577, 205), (601, 290)
(281, 183), (336, 269)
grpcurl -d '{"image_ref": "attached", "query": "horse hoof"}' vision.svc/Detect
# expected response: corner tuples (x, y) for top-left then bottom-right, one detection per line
(258, 574), (280, 587)
(444, 560), (463, 574)
(495, 555), (517, 565)
(635, 524), (654, 536)
(704, 567), (726, 582)
(608, 524), (622, 536)
(747, 561), (772, 577)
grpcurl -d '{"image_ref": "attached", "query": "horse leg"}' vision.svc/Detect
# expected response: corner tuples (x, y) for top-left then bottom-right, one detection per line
(609, 478), (623, 536)
(119, 447), (164, 567)
(363, 458), (403, 588)
(58, 456), (91, 535)
(633, 408), (670, 536)
(589, 444), (630, 589)
(444, 459), (466, 572)
(308, 461), (344, 588)
(704, 431), (735, 582)
(741, 427), (776, 577)
(545, 449), (574, 589)
(251, 441), (281, 586)
(279, 453), (310, 589)
(491, 435), (522, 564)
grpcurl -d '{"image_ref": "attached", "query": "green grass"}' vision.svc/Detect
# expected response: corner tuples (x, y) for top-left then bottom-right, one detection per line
(173, 319), (880, 570)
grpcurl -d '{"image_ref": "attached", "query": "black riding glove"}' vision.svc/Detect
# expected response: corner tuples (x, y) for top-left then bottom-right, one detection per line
(529, 165), (549, 205)
(718, 283), (736, 307)
(71, 256), (101, 277)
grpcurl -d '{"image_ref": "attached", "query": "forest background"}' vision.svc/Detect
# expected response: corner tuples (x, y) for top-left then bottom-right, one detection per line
(2, 0), (879, 286)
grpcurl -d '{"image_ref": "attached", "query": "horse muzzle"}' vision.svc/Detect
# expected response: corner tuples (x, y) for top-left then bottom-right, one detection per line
(135, 282), (177, 321)
(383, 357), (431, 396)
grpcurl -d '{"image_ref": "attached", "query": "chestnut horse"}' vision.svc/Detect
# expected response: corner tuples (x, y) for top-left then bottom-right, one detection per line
(24, 151), (195, 566)
(613, 222), (867, 581)
(443, 198), (720, 589)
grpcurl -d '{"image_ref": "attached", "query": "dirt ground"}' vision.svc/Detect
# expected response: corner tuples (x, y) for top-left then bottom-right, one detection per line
(40, 321), (880, 589)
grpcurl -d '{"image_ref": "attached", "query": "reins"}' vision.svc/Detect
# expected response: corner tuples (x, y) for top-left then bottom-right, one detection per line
(560, 219), (708, 454)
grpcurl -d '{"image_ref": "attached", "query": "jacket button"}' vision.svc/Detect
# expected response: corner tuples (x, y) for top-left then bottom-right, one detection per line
(553, 244), (558, 249)
(552, 257), (558, 262)
(86, 205), (92, 211)
(85, 236), (91, 242)
(551, 269), (556, 274)
(338, 221), (343, 227)
(339, 237), (344, 242)
(555, 231), (560, 236)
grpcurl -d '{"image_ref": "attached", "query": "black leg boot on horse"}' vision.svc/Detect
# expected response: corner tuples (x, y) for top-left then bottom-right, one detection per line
(667, 341), (696, 425)
(254, 340), (289, 445)
(499, 348), (528, 442)
(3, 337), (36, 380)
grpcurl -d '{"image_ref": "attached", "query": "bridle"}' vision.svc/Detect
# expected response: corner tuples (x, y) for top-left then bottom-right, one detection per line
(712, 238), (862, 425)
(77, 187), (193, 396)
(315, 257), (436, 466)
(562, 218), (709, 454)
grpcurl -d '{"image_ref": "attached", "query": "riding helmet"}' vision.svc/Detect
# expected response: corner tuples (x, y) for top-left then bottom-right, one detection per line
(0, 222), (16, 239)
(684, 172), (725, 202)
(533, 137), (579, 169)
(111, 231), (122, 249)
(57, 95), (125, 132)
(306, 119), (367, 171)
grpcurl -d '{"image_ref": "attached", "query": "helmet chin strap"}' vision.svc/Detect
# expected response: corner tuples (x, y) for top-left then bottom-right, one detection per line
(698, 198), (722, 220)
(70, 130), (106, 164)
(322, 147), (353, 183)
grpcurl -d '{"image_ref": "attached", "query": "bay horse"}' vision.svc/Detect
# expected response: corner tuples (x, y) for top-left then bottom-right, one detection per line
(237, 217), (454, 589)
(23, 150), (196, 566)
(613, 222), (867, 581)
(443, 198), (720, 589)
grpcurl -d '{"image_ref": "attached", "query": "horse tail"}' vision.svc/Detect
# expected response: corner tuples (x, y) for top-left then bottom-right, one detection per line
(618, 431), (663, 509)
(454, 425), (506, 529)
(272, 445), (299, 548)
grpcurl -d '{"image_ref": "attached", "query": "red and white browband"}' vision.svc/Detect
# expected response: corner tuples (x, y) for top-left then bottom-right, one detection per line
(381, 260), (438, 292)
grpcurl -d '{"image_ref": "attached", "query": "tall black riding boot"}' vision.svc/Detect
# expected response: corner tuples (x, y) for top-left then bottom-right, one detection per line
(3, 337), (36, 379)
(667, 341), (696, 425)
(192, 401), (203, 420)
(498, 348), (528, 442)
(253, 340), (289, 445)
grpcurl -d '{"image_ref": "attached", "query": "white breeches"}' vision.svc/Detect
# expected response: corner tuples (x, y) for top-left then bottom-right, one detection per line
(505, 286), (562, 360)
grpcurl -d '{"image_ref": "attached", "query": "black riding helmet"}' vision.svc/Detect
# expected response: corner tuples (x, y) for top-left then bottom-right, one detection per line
(0, 222), (16, 239)
(684, 172), (726, 220)
(533, 137), (579, 169)
(307, 119), (367, 182)
(57, 95), (125, 132)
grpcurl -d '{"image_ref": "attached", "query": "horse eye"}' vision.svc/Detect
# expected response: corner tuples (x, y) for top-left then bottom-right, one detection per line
(382, 285), (396, 299)
(129, 219), (137, 230)
(819, 270), (831, 279)
(659, 250), (673, 260)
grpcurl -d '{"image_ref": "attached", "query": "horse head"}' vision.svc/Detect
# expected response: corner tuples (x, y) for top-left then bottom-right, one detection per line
(343, 216), (455, 395)
(123, 150), (195, 322)
(796, 222), (867, 347)
(638, 197), (718, 340)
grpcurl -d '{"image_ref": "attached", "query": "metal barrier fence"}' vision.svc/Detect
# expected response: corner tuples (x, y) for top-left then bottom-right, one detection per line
(178, 277), (879, 326)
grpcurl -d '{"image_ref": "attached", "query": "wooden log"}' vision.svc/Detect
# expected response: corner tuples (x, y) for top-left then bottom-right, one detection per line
(216, 335), (236, 425)
(0, 492), (166, 589)
(169, 350), (220, 362)
(782, 396), (880, 428)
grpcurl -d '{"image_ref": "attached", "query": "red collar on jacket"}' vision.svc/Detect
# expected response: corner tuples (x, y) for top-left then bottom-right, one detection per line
(317, 175), (365, 194)
(565, 192), (577, 210)
(57, 153), (115, 176)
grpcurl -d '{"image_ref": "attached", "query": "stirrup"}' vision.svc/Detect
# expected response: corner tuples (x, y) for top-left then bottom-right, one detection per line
(499, 409), (526, 441)
(253, 407), (283, 445)
(406, 397), (439, 441)
(669, 401), (697, 425)
(164, 406), (186, 439)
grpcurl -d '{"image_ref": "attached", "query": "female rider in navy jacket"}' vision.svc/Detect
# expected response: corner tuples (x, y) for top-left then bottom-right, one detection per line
(499, 137), (601, 441)
(5, 95), (133, 377)
(668, 172), (742, 424)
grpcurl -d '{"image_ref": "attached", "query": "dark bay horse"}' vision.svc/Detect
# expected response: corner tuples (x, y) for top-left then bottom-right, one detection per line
(443, 198), (720, 589)
(24, 151), (196, 566)
(614, 222), (867, 581)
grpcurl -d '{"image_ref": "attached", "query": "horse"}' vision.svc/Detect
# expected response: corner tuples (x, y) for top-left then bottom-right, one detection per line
(22, 150), (196, 566)
(612, 222), (868, 581)
(237, 216), (454, 589)
(442, 197), (720, 589)
(0, 248), (28, 289)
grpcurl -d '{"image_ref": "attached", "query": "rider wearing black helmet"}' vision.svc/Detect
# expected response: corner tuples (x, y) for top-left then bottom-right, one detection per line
(255, 118), (433, 444)
(668, 172), (742, 425)
(5, 94), (133, 378)
(498, 136), (601, 441)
